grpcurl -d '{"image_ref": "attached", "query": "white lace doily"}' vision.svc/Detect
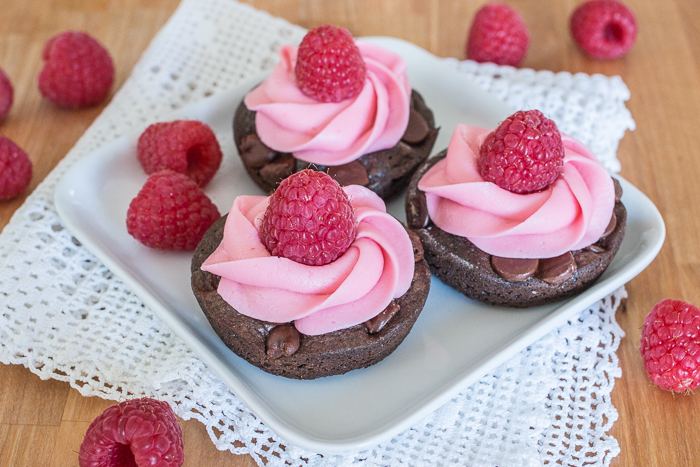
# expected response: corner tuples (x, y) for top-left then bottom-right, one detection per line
(0, 1), (634, 466)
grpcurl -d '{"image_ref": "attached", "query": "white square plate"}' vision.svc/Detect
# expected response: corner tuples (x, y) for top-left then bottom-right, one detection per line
(54, 37), (665, 454)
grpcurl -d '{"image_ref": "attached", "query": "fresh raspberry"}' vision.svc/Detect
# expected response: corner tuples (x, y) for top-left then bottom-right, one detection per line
(466, 3), (530, 67)
(0, 68), (13, 120)
(294, 24), (367, 103)
(259, 169), (356, 266)
(137, 120), (222, 188)
(126, 170), (220, 251)
(640, 299), (700, 393)
(78, 397), (184, 467)
(479, 110), (565, 194)
(0, 136), (32, 200)
(38, 31), (114, 108)
(570, 0), (637, 60)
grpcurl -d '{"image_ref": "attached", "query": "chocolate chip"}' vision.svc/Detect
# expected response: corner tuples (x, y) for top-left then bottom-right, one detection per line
(491, 256), (539, 282)
(239, 134), (276, 169)
(406, 228), (424, 262)
(406, 189), (430, 229)
(601, 212), (617, 238)
(259, 154), (294, 187)
(398, 141), (413, 156)
(327, 161), (370, 186)
(265, 324), (300, 359)
(587, 243), (607, 253)
(536, 252), (577, 285)
(613, 178), (623, 203)
(365, 301), (401, 334)
(401, 108), (430, 144)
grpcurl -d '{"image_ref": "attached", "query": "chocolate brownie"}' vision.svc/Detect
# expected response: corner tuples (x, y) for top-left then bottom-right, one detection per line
(233, 90), (438, 199)
(405, 151), (627, 307)
(191, 216), (431, 380)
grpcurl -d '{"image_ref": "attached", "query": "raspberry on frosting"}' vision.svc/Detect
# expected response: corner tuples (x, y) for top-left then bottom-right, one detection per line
(295, 24), (367, 103)
(259, 170), (356, 266)
(479, 110), (565, 194)
(137, 120), (223, 188)
(38, 31), (114, 108)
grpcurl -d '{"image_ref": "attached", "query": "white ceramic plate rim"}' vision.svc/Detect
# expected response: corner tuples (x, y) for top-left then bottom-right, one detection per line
(54, 37), (665, 454)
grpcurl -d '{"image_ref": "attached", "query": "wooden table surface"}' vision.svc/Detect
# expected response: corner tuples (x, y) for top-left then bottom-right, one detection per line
(1, 0), (698, 465)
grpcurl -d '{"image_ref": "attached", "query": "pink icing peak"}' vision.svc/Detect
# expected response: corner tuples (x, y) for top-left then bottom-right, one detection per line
(417, 124), (615, 259)
(201, 185), (415, 336)
(243, 41), (411, 166)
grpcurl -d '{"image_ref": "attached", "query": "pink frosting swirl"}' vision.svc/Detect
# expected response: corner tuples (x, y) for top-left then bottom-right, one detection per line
(417, 124), (615, 259)
(201, 185), (415, 336)
(243, 41), (411, 166)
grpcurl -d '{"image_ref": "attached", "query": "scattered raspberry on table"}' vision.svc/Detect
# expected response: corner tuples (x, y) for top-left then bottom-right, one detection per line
(570, 0), (637, 60)
(38, 31), (114, 108)
(295, 24), (367, 103)
(478, 109), (564, 194)
(640, 299), (700, 393)
(259, 169), (357, 266)
(137, 120), (223, 188)
(78, 397), (184, 467)
(0, 67), (13, 121)
(466, 3), (530, 67)
(0, 136), (32, 200)
(126, 170), (220, 251)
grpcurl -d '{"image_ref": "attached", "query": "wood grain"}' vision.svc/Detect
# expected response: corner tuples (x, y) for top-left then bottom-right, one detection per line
(1, 0), (698, 465)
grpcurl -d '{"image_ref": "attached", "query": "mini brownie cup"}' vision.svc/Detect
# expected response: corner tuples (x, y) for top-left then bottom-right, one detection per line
(191, 216), (431, 380)
(405, 150), (626, 308)
(407, 110), (624, 308)
(234, 89), (438, 199)
(233, 25), (438, 199)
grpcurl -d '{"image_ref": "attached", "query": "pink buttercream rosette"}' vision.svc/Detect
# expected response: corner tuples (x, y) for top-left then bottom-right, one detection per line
(418, 124), (615, 259)
(201, 185), (415, 336)
(243, 41), (411, 166)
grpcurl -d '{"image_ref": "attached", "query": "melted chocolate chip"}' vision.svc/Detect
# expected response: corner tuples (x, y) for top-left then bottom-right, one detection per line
(401, 108), (430, 144)
(327, 161), (370, 186)
(406, 229), (424, 262)
(398, 141), (413, 156)
(406, 190), (430, 229)
(265, 324), (301, 359)
(491, 256), (539, 282)
(536, 252), (577, 285)
(613, 178), (623, 203)
(601, 212), (617, 238)
(587, 243), (607, 253)
(259, 154), (295, 187)
(365, 301), (401, 334)
(239, 134), (276, 169)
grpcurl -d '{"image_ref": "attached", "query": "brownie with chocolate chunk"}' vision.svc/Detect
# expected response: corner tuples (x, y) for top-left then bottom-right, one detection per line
(234, 90), (438, 199)
(405, 151), (626, 308)
(191, 216), (431, 380)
